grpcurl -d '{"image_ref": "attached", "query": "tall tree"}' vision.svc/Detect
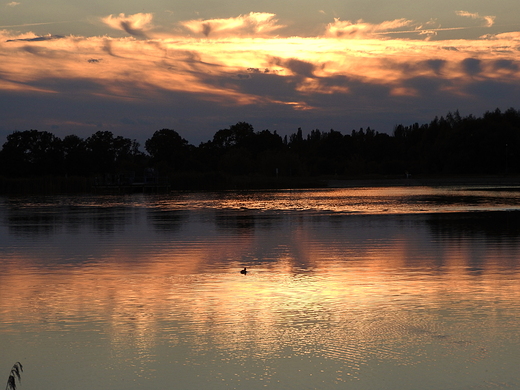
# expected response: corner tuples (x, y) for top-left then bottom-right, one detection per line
(145, 129), (190, 171)
(85, 131), (140, 174)
(0, 130), (63, 177)
(62, 134), (89, 176)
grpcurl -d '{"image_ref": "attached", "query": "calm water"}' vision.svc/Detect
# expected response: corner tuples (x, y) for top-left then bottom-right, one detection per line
(1, 186), (520, 390)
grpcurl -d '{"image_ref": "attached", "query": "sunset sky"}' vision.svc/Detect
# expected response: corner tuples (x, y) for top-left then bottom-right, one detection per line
(1, 0), (519, 145)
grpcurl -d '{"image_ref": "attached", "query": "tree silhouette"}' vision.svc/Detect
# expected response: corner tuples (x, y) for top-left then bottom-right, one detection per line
(85, 131), (141, 175)
(145, 129), (190, 172)
(1, 107), (520, 192)
(62, 134), (89, 176)
(0, 130), (62, 177)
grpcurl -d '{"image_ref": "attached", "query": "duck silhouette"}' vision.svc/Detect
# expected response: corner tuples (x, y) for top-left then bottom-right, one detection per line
(240, 267), (247, 275)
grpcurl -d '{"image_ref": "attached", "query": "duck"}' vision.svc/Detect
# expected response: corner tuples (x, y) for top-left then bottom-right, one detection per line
(240, 267), (247, 275)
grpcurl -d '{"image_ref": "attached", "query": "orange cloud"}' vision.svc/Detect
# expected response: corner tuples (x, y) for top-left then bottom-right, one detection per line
(102, 13), (154, 38)
(483, 31), (520, 40)
(456, 10), (495, 28)
(324, 18), (415, 38)
(180, 12), (285, 37)
(1, 12), (520, 119)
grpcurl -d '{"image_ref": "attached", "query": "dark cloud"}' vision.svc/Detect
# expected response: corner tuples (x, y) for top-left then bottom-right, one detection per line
(101, 13), (154, 38)
(101, 39), (118, 57)
(461, 58), (482, 75)
(20, 45), (46, 55)
(6, 35), (64, 42)
(247, 68), (271, 74)
(402, 76), (450, 96)
(119, 21), (148, 39)
(493, 59), (518, 71)
(270, 57), (315, 78)
(423, 59), (447, 74)
(28, 77), (108, 95)
(0, 73), (519, 148)
(233, 71), (299, 98)
(377, 58), (448, 78)
(202, 23), (211, 37)
(464, 79), (520, 102)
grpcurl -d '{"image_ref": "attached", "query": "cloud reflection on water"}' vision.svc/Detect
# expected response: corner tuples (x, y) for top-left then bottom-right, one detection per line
(1, 191), (520, 389)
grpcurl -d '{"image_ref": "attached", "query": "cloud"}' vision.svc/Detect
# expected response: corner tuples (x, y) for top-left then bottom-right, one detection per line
(6, 2), (20, 6)
(181, 12), (285, 37)
(493, 59), (518, 71)
(102, 13), (154, 38)
(324, 18), (415, 38)
(482, 31), (520, 40)
(1, 28), (518, 105)
(1, 12), (520, 143)
(324, 14), (498, 40)
(461, 58), (482, 75)
(6, 34), (64, 42)
(456, 11), (495, 28)
(270, 57), (316, 78)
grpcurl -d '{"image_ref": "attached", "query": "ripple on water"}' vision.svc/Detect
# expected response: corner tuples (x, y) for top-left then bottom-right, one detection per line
(2, 192), (520, 390)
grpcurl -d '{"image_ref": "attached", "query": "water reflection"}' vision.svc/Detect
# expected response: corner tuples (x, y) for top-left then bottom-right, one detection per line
(427, 211), (520, 239)
(147, 209), (188, 233)
(4, 195), (136, 236)
(1, 189), (520, 390)
(214, 210), (258, 232)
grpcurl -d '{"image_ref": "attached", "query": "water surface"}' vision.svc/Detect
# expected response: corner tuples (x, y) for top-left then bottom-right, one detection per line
(1, 186), (520, 389)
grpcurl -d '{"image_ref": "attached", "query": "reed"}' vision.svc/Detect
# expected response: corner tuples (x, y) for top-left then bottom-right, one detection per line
(5, 363), (22, 390)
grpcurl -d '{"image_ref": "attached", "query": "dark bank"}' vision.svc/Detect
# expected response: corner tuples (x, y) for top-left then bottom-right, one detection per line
(1, 107), (520, 194)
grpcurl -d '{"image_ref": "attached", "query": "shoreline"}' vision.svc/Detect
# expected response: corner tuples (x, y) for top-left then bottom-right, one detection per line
(326, 175), (520, 189)
(1, 174), (520, 195)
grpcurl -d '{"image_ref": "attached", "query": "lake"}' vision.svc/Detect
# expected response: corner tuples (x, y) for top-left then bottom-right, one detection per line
(1, 185), (520, 390)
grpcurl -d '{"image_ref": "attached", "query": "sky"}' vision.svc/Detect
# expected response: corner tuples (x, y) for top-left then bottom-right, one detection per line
(1, 0), (519, 146)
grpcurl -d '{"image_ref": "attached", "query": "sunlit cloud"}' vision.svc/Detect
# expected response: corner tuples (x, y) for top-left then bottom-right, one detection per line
(324, 18), (415, 38)
(2, 28), (519, 102)
(102, 13), (154, 38)
(456, 10), (495, 28)
(6, 1), (20, 6)
(1, 12), (520, 140)
(180, 12), (285, 37)
(483, 31), (520, 40)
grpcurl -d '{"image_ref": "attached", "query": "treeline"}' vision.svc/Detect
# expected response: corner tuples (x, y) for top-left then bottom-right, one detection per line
(0, 107), (519, 192)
